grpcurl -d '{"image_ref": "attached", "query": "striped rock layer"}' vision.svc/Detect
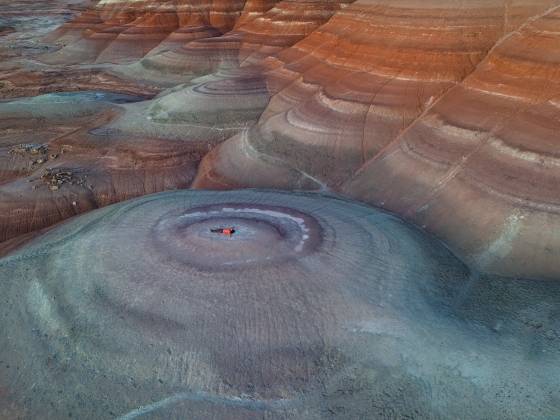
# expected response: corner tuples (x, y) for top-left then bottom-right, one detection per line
(195, 0), (560, 279)
(2, 0), (560, 279)
(43, 0), (353, 69)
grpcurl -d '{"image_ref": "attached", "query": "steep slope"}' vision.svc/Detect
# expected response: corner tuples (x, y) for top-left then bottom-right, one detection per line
(127, 0), (354, 83)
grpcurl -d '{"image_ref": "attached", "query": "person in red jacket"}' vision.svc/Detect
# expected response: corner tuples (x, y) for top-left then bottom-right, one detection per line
(211, 227), (235, 236)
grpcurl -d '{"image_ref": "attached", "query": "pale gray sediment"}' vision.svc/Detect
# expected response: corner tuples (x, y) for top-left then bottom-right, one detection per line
(0, 189), (558, 419)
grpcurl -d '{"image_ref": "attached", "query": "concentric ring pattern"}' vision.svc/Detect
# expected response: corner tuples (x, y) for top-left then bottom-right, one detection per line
(0, 190), (558, 419)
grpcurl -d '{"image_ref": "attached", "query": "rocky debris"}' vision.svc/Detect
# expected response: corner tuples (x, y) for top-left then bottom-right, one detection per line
(38, 167), (87, 191)
(10, 143), (64, 167)
(9, 143), (58, 167)
(9, 143), (48, 156)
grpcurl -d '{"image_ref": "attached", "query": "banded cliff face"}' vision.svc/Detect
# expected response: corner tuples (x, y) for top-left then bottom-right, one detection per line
(198, 0), (559, 186)
(39, 0), (356, 92)
(44, 0), (262, 64)
(195, 0), (560, 279)
(44, 0), (353, 69)
(344, 5), (560, 279)
(2, 0), (560, 279)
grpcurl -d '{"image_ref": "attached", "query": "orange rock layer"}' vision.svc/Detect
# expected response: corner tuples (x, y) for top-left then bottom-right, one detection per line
(42, 0), (309, 65)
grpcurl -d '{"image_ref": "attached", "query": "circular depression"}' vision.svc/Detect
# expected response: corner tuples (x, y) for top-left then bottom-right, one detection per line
(152, 204), (321, 268)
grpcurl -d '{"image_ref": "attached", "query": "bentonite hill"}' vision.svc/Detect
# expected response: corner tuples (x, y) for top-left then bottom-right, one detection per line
(0, 1), (559, 419)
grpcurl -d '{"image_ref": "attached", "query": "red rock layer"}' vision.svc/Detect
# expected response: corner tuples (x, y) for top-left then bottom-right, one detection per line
(235, 0), (355, 66)
(235, 0), (279, 27)
(344, 4), (560, 279)
(43, 0), (255, 64)
(195, 0), (560, 279)
(135, 0), (353, 82)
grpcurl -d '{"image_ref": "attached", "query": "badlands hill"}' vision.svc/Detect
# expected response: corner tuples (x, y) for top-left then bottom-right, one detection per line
(1, 0), (559, 279)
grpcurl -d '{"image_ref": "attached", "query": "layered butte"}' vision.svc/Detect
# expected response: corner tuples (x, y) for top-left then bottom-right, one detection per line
(1, 190), (559, 418)
(198, 0), (559, 187)
(43, 0), (353, 70)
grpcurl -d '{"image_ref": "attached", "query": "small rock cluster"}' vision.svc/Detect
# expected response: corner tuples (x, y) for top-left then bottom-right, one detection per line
(39, 167), (87, 192)
(9, 143), (58, 166)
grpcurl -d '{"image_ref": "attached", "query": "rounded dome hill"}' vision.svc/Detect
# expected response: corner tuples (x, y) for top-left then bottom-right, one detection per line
(0, 189), (558, 419)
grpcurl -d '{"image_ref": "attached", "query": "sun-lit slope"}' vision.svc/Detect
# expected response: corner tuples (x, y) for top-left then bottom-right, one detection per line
(1, 189), (558, 418)
(132, 0), (354, 83)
